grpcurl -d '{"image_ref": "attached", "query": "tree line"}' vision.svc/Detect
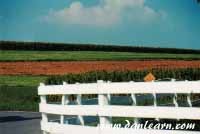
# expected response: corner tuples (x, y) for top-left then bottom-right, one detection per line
(1, 41), (200, 54)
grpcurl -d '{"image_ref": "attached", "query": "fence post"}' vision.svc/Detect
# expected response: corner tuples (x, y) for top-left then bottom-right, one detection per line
(60, 82), (70, 125)
(171, 79), (178, 107)
(40, 83), (48, 134)
(171, 79), (180, 121)
(153, 92), (157, 107)
(187, 93), (192, 107)
(151, 81), (160, 121)
(151, 80), (157, 107)
(153, 92), (160, 121)
(130, 81), (138, 124)
(185, 80), (192, 107)
(76, 83), (84, 125)
(107, 81), (112, 123)
(107, 81), (111, 101)
(98, 80), (111, 126)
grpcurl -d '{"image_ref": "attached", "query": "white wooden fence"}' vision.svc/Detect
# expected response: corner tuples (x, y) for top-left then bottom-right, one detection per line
(38, 80), (200, 134)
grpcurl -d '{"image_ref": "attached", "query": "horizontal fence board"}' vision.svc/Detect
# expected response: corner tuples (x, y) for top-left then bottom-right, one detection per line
(40, 104), (200, 120)
(41, 122), (200, 134)
(38, 81), (200, 95)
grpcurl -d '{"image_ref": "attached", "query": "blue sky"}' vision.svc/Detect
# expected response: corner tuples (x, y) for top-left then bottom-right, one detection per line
(0, 0), (200, 49)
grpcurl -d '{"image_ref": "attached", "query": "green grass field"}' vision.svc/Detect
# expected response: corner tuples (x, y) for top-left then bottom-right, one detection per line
(0, 85), (39, 111)
(0, 75), (47, 86)
(0, 75), (47, 111)
(1, 50), (200, 61)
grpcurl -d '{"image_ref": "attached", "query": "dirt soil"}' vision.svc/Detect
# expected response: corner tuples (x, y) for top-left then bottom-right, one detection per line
(0, 60), (200, 75)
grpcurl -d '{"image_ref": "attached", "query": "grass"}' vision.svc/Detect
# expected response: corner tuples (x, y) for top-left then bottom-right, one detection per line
(0, 75), (47, 86)
(1, 50), (200, 61)
(0, 75), (47, 111)
(0, 85), (39, 111)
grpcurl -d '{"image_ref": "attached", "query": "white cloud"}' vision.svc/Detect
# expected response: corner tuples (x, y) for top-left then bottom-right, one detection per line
(44, 0), (165, 26)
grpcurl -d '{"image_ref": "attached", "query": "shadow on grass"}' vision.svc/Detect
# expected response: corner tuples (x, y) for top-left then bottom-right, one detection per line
(0, 116), (41, 123)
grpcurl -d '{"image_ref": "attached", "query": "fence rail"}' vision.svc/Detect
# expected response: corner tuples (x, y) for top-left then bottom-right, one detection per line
(38, 80), (200, 134)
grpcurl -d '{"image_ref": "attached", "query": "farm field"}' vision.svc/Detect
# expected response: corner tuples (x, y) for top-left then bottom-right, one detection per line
(1, 42), (200, 112)
(0, 75), (47, 111)
(0, 75), (47, 86)
(1, 68), (200, 111)
(0, 60), (200, 75)
(0, 85), (39, 111)
(1, 51), (200, 61)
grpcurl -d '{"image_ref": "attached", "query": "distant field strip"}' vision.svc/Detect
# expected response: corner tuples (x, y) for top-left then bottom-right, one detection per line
(1, 51), (200, 61)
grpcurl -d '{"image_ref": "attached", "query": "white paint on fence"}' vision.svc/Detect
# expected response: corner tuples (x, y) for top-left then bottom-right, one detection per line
(38, 80), (200, 134)
(38, 81), (200, 95)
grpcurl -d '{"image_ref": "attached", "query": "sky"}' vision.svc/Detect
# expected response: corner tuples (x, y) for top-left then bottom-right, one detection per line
(0, 0), (200, 49)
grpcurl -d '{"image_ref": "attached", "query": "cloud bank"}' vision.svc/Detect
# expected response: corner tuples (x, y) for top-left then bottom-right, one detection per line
(44, 0), (165, 26)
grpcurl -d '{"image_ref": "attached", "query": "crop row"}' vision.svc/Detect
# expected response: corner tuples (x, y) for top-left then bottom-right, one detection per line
(46, 68), (200, 84)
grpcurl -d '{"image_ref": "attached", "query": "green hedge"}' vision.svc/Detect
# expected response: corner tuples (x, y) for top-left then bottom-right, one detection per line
(45, 68), (200, 85)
